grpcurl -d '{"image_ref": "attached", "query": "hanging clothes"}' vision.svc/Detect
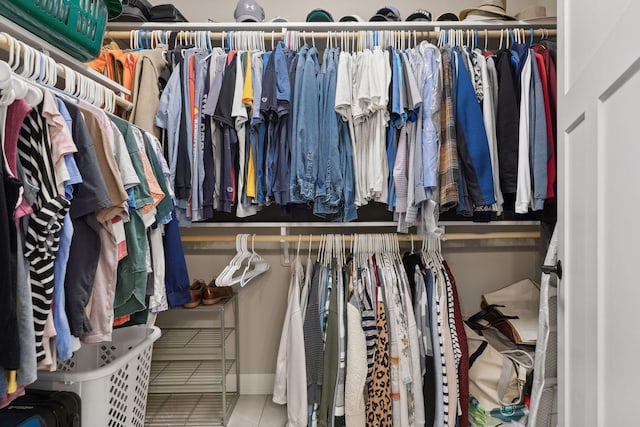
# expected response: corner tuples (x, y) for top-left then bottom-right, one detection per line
(0, 63), (191, 406)
(273, 255), (307, 427)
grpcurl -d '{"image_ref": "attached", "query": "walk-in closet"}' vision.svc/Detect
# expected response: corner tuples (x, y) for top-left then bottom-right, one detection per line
(0, 0), (633, 426)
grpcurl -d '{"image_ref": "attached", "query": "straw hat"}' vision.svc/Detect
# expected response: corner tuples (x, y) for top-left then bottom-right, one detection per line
(459, 0), (516, 21)
(515, 5), (556, 24)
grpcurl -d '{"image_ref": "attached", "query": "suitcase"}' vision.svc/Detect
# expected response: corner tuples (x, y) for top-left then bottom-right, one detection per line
(0, 413), (46, 426)
(0, 389), (81, 427)
(150, 4), (188, 22)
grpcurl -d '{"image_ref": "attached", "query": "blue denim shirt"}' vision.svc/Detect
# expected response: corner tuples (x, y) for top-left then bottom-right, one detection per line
(289, 45), (309, 204)
(314, 48), (343, 216)
(292, 47), (320, 203)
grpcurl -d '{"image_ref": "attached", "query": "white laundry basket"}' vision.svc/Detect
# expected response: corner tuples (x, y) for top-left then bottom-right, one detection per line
(33, 325), (161, 427)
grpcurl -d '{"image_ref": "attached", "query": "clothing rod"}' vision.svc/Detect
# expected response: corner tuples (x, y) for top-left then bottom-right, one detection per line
(186, 220), (540, 228)
(106, 22), (557, 32)
(105, 28), (556, 42)
(0, 16), (131, 97)
(0, 32), (133, 111)
(180, 231), (540, 243)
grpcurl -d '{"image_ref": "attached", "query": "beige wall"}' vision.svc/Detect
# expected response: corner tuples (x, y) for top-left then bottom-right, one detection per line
(180, 232), (542, 381)
(152, 0), (556, 23)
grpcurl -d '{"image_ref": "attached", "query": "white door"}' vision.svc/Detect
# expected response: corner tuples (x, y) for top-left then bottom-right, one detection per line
(559, 0), (640, 425)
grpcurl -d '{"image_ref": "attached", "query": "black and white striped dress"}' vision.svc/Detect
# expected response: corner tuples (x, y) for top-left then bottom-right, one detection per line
(18, 107), (70, 362)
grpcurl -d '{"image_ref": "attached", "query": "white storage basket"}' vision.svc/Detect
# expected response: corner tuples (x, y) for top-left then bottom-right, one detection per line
(33, 325), (161, 427)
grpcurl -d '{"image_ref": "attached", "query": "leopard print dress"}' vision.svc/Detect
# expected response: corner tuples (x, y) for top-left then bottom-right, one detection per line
(365, 300), (393, 426)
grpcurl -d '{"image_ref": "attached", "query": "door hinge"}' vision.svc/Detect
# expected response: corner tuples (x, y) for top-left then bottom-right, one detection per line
(541, 259), (562, 280)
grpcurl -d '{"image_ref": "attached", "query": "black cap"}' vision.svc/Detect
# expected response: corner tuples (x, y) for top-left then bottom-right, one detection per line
(406, 9), (432, 21)
(436, 12), (460, 21)
(369, 6), (401, 22)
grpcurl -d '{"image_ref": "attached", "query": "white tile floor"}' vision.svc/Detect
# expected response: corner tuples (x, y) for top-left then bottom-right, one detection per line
(227, 395), (287, 427)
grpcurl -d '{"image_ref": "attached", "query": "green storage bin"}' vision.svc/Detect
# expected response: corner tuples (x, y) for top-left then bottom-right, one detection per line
(0, 0), (108, 62)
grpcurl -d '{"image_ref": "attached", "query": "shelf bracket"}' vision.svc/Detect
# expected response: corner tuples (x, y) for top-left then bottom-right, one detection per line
(280, 226), (290, 266)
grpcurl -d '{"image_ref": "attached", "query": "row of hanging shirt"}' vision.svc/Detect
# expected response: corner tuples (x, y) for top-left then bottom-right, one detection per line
(274, 233), (470, 427)
(0, 46), (193, 404)
(145, 28), (556, 230)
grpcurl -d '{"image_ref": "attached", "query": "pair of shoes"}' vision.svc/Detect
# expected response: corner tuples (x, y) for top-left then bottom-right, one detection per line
(202, 279), (234, 305)
(183, 279), (206, 308)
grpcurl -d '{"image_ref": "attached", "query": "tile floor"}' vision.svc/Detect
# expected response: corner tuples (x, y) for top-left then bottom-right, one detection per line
(227, 395), (287, 427)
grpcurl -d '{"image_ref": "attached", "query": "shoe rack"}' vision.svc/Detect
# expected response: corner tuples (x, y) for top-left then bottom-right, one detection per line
(144, 294), (239, 426)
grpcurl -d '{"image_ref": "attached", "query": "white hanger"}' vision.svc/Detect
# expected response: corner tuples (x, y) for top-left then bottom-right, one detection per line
(7, 36), (20, 73)
(218, 234), (262, 287)
(215, 234), (245, 286)
(63, 65), (76, 97)
(239, 234), (270, 287)
(0, 61), (15, 106)
(19, 43), (34, 78)
(129, 30), (135, 50)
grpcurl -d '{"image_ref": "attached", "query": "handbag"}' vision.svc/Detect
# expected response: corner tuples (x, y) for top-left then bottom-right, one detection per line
(465, 324), (534, 426)
(479, 278), (541, 345)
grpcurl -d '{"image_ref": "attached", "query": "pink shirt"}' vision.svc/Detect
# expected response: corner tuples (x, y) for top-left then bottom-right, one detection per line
(5, 99), (33, 223)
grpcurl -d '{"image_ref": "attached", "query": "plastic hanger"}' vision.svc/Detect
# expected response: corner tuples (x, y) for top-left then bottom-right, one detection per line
(484, 29), (489, 52)
(529, 28), (534, 47)
(237, 234), (270, 287)
(215, 234), (246, 286)
(63, 65), (76, 97)
(218, 233), (251, 285)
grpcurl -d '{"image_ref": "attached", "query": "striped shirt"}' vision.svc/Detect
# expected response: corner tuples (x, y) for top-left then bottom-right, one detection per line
(360, 266), (377, 383)
(18, 107), (70, 362)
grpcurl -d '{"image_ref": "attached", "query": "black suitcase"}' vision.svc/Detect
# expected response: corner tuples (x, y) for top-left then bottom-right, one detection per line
(0, 413), (46, 426)
(0, 389), (81, 427)
(150, 4), (188, 22)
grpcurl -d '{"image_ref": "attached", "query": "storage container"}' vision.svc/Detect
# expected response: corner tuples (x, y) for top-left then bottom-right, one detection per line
(33, 325), (161, 427)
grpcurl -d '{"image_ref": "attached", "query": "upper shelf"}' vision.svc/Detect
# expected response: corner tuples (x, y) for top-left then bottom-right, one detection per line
(106, 21), (557, 32)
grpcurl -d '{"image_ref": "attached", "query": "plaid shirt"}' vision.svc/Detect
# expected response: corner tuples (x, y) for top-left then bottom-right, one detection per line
(439, 49), (459, 211)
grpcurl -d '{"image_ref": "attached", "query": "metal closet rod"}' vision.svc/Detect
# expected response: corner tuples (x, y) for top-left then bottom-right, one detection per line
(181, 231), (540, 243)
(105, 22), (556, 44)
(186, 220), (539, 228)
(105, 28), (557, 41)
(0, 33), (133, 111)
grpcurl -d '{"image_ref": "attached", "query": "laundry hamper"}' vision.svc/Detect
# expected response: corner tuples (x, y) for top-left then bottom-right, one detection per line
(33, 325), (161, 427)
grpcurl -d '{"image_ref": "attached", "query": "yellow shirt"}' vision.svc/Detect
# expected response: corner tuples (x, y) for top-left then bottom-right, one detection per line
(243, 52), (257, 198)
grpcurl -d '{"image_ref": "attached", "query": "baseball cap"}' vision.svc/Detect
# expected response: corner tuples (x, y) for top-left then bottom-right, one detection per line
(339, 14), (364, 22)
(370, 6), (401, 22)
(105, 0), (123, 19)
(306, 8), (334, 22)
(436, 12), (460, 21)
(406, 9), (432, 21)
(234, 0), (265, 22)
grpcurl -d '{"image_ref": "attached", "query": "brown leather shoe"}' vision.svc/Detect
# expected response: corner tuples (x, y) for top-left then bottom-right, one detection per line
(202, 280), (234, 305)
(183, 280), (205, 308)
